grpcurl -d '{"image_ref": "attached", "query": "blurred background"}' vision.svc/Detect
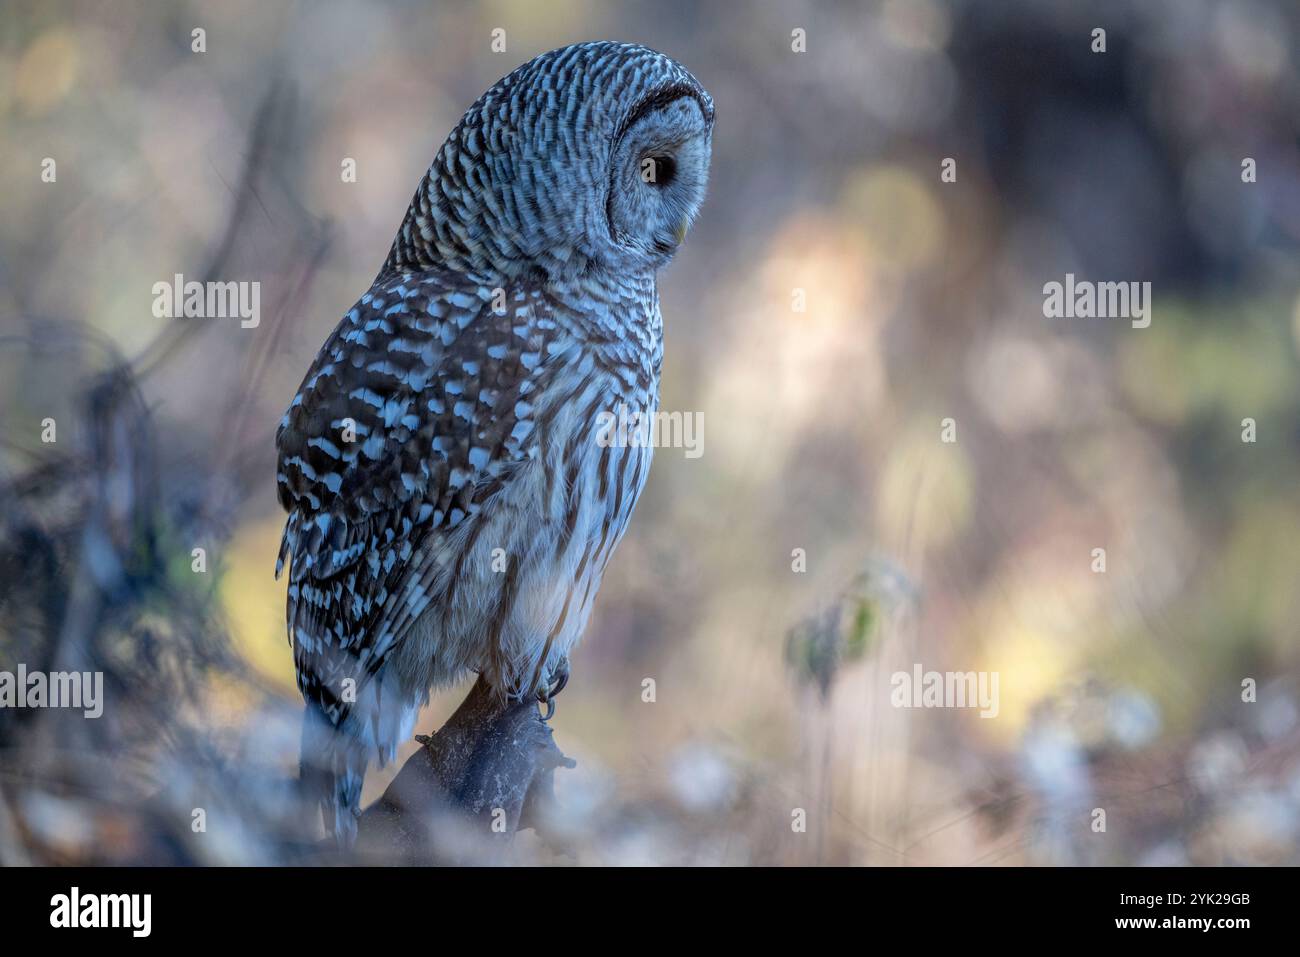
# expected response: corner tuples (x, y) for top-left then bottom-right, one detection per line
(2, 0), (1299, 865)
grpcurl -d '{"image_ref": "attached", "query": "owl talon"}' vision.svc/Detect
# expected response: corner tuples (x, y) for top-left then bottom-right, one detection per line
(536, 656), (571, 720)
(549, 660), (571, 699)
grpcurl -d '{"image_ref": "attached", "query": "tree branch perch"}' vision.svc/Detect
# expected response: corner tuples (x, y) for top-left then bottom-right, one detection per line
(352, 676), (574, 863)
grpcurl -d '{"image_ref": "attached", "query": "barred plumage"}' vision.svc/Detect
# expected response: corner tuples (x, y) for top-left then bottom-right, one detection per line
(275, 42), (713, 842)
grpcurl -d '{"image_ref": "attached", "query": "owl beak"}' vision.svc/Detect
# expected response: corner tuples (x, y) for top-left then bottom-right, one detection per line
(673, 218), (690, 245)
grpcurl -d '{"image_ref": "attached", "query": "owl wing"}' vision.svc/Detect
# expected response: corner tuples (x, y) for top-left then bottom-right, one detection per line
(275, 270), (557, 725)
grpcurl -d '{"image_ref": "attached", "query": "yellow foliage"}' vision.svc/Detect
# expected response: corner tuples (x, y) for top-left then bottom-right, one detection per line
(219, 514), (297, 696)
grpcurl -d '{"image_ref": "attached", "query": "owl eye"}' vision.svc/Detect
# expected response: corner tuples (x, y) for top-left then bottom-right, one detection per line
(640, 154), (677, 187)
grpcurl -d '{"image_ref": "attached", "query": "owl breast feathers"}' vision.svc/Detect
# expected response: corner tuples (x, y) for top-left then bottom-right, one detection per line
(275, 41), (713, 842)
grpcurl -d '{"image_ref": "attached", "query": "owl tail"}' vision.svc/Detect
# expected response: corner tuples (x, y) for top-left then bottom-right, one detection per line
(299, 703), (367, 848)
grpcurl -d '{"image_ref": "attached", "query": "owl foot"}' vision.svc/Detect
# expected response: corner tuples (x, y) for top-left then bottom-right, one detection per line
(536, 656), (571, 721)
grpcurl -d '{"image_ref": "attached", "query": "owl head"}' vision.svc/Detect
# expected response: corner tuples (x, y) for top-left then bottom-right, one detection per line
(384, 42), (714, 281)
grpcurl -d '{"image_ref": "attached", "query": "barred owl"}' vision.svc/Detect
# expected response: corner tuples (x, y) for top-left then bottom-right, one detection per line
(275, 42), (714, 842)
